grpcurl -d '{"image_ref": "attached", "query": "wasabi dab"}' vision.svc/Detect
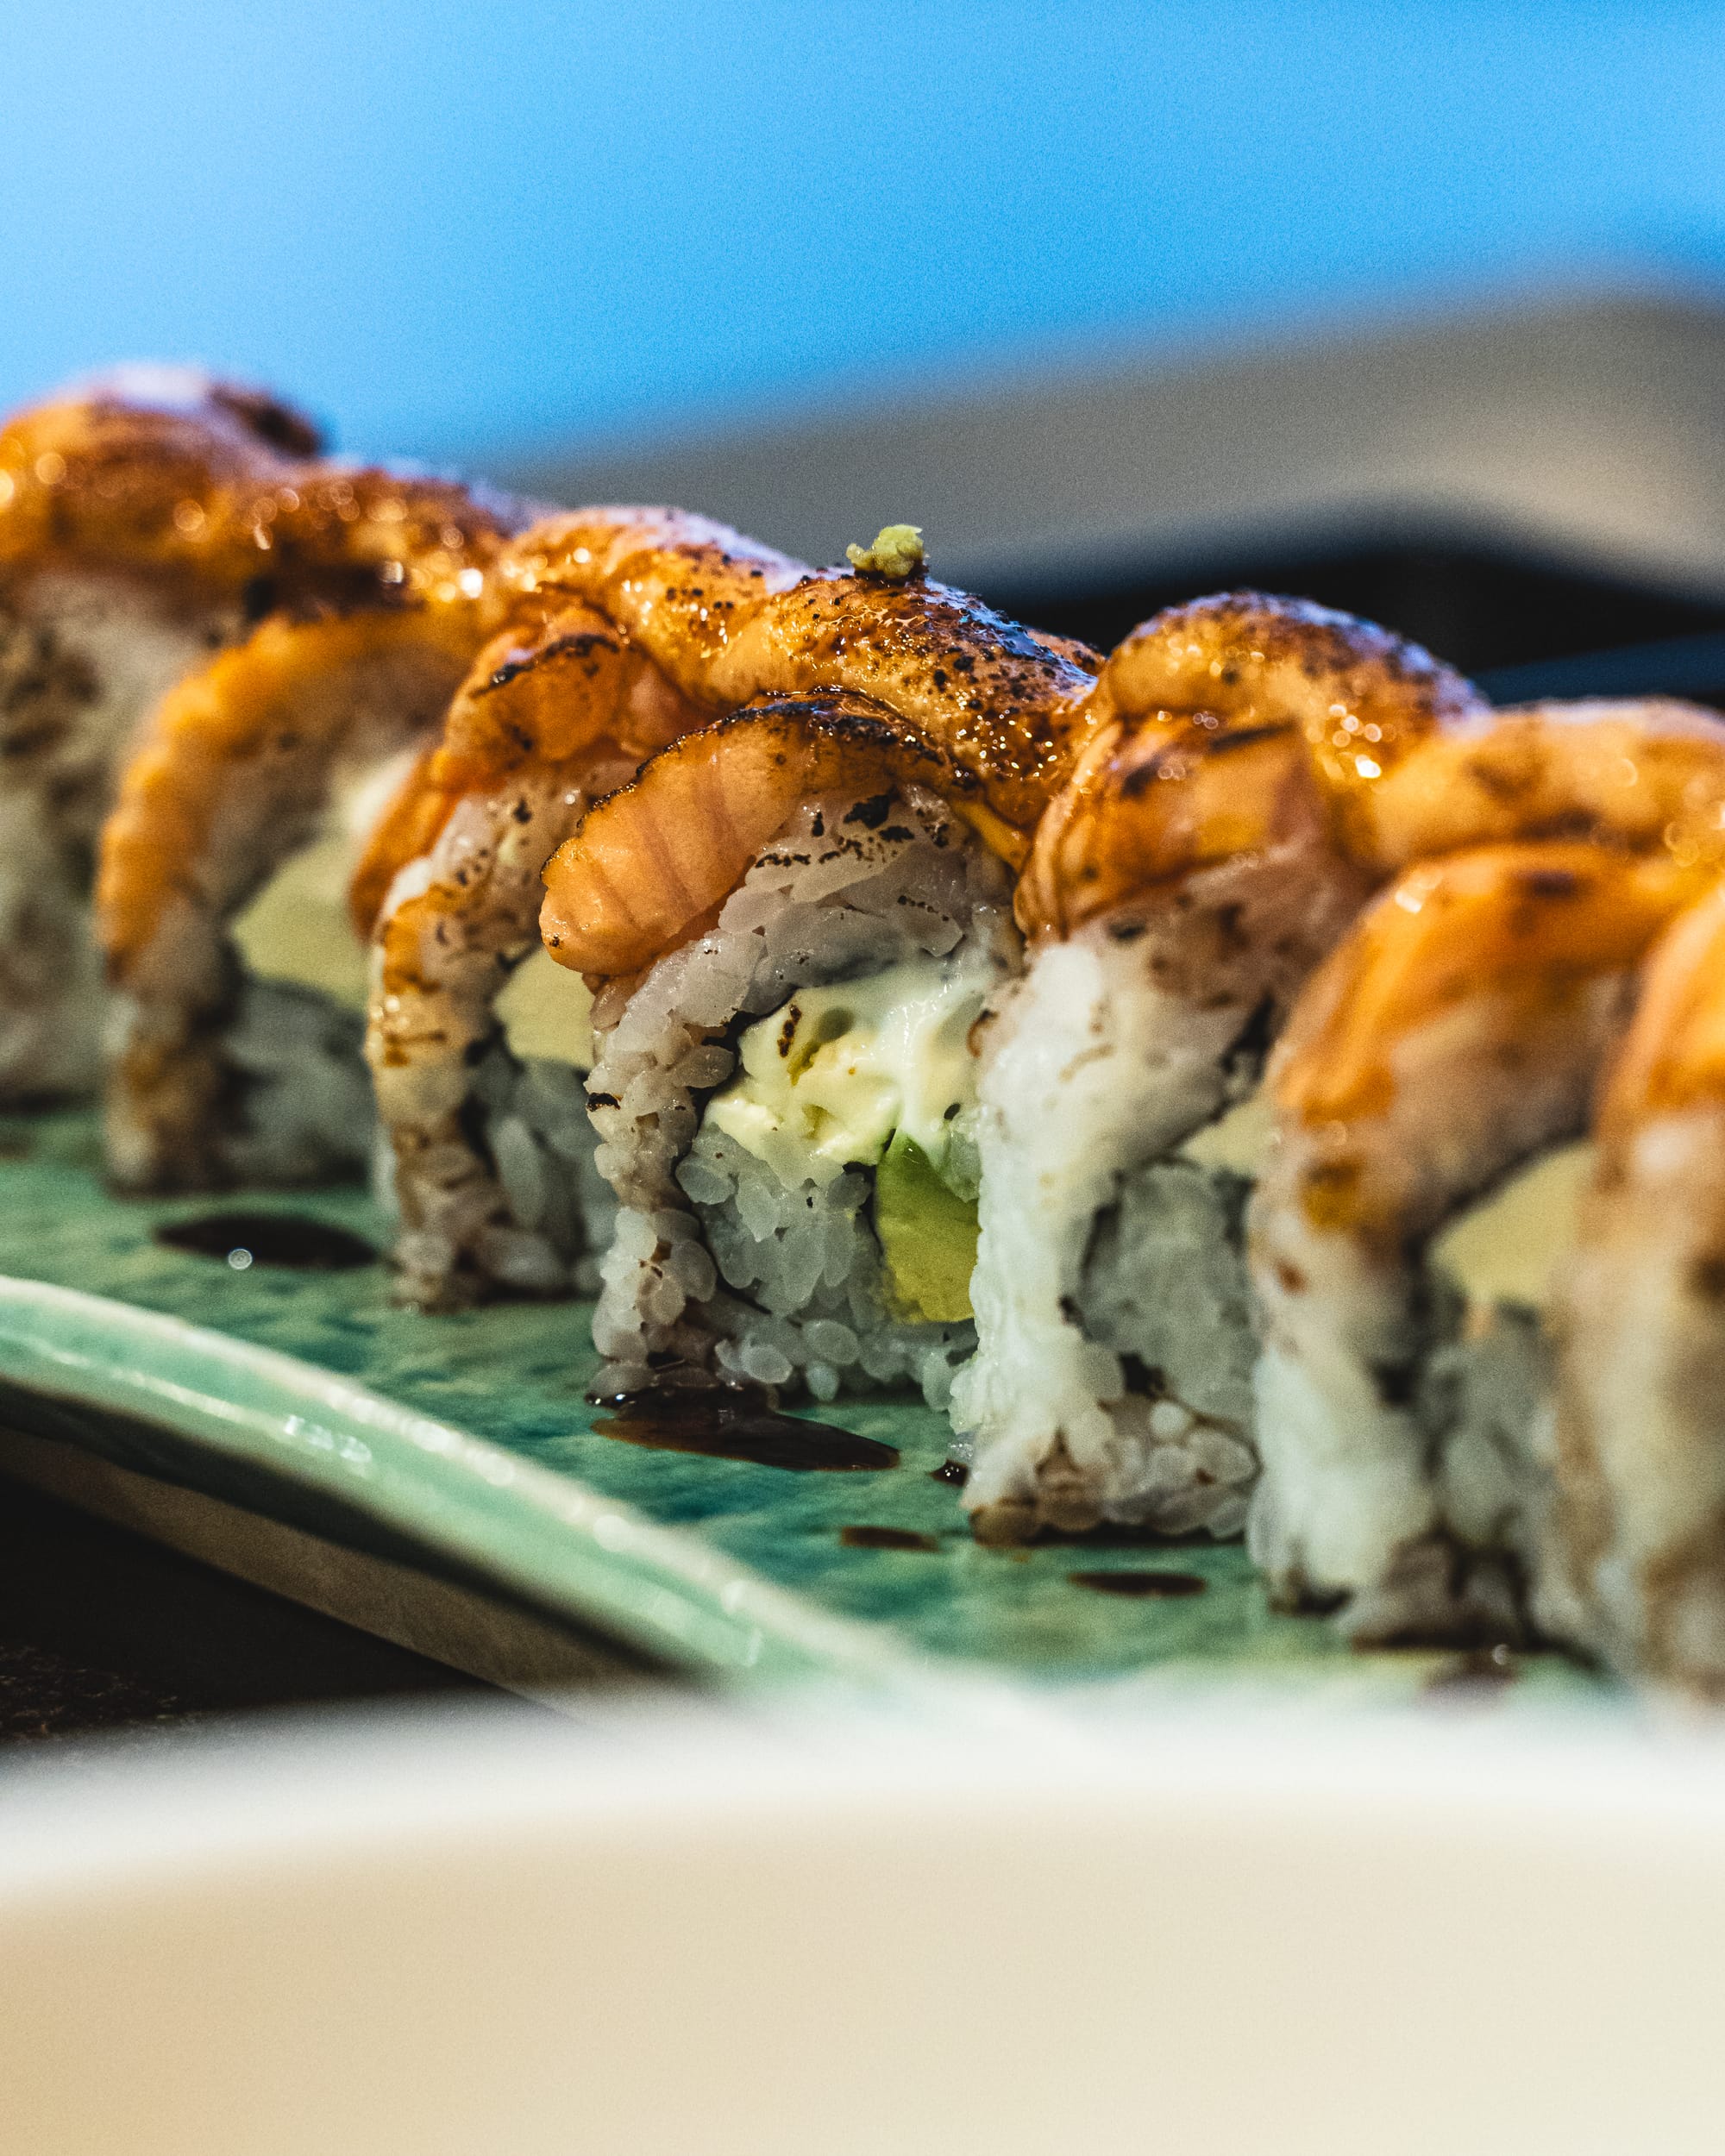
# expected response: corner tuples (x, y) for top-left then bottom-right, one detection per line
(845, 523), (925, 579)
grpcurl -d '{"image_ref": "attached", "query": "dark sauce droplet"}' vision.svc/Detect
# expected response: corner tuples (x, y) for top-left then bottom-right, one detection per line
(930, 1460), (969, 1487)
(593, 1388), (898, 1472)
(1067, 1569), (1208, 1600)
(154, 1212), (377, 1270)
(1425, 1645), (1519, 1695)
(1042, 1520), (1207, 1547)
(840, 1525), (939, 1552)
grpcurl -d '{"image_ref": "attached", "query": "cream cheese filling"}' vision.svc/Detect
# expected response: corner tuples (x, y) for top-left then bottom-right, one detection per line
(1179, 1090), (1276, 1175)
(230, 749), (418, 1012)
(495, 947), (595, 1068)
(1430, 1143), (1592, 1313)
(231, 756), (597, 1068)
(705, 952), (989, 1191)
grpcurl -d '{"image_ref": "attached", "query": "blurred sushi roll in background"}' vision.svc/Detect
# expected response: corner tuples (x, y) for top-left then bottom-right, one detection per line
(955, 597), (1484, 1545)
(1246, 699), (1725, 1661)
(1558, 882), (1725, 1689)
(357, 511), (806, 1307)
(87, 427), (524, 1191)
(538, 532), (1097, 1408)
(0, 368), (329, 1101)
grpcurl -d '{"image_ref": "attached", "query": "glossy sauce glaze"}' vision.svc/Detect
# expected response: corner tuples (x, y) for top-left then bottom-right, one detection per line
(1, 373), (506, 606)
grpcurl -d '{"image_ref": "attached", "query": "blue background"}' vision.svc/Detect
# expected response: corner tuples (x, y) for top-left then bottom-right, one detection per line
(5, 2), (1725, 463)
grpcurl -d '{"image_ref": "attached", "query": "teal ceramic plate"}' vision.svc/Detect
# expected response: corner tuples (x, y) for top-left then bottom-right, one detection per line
(0, 1112), (1603, 1700)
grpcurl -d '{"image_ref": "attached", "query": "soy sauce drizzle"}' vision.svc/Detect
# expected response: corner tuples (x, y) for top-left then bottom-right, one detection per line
(930, 1460), (969, 1487)
(155, 1212), (376, 1270)
(593, 1388), (898, 1472)
(1067, 1569), (1208, 1599)
(1424, 1644), (1519, 1695)
(841, 1525), (939, 1551)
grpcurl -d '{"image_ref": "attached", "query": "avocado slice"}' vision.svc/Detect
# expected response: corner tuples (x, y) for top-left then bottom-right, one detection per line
(875, 1131), (979, 1323)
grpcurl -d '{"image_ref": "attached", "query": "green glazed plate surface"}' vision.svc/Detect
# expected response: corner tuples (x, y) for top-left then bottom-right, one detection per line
(0, 1112), (1604, 1700)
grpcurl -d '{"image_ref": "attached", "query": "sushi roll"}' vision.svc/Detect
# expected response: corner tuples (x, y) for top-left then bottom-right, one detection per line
(1246, 699), (1725, 1647)
(1548, 881), (1725, 1689)
(91, 433), (524, 1188)
(0, 367), (328, 1100)
(955, 596), (1484, 1543)
(538, 536), (1098, 1406)
(356, 511), (807, 1307)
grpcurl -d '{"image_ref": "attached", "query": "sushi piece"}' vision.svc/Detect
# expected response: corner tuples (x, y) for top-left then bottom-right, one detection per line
(955, 596), (1484, 1543)
(0, 367), (328, 1099)
(539, 542), (1098, 1406)
(356, 511), (807, 1307)
(1246, 699), (1725, 1647)
(1548, 881), (1725, 1689)
(91, 429), (524, 1188)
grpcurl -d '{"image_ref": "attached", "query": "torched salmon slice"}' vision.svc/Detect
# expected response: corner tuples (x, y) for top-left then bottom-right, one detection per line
(1017, 592), (1484, 939)
(535, 567), (1101, 983)
(1276, 840), (1717, 1148)
(540, 694), (967, 977)
(1, 364), (508, 611)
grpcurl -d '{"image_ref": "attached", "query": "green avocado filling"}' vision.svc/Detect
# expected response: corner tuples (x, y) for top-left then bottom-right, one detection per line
(701, 954), (988, 1324)
(875, 1131), (979, 1323)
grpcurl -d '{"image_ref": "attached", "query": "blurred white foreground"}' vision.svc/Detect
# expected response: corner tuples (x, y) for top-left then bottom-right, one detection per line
(0, 1684), (1720, 2155)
